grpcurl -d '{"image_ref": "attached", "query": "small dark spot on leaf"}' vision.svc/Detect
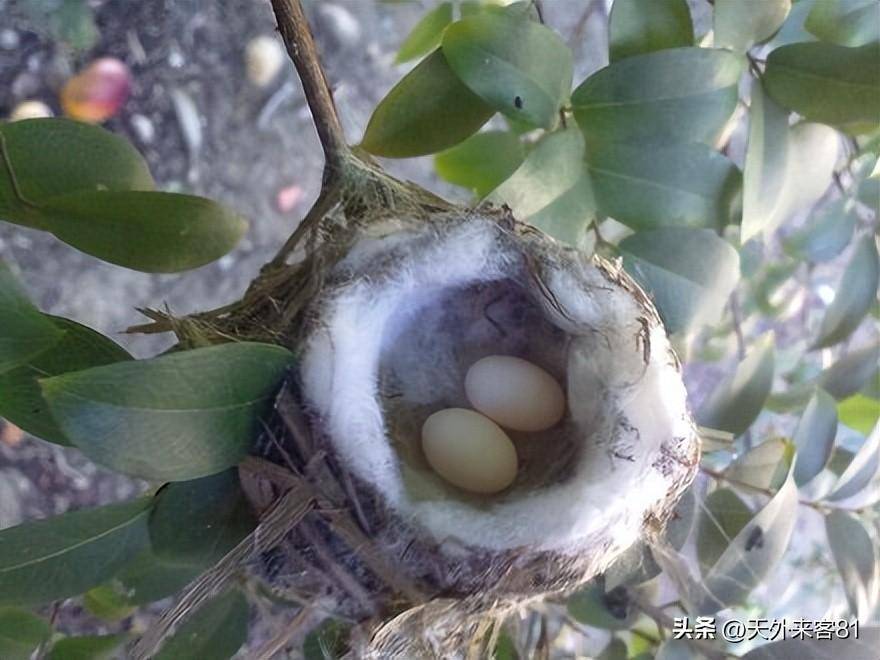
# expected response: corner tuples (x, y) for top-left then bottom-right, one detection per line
(603, 586), (630, 620)
(745, 526), (764, 551)
(514, 95), (523, 109)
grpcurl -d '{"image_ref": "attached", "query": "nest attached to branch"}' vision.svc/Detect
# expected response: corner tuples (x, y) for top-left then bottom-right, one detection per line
(163, 160), (699, 657)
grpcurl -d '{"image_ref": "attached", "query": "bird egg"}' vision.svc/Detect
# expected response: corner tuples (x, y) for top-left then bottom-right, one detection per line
(421, 408), (518, 494)
(465, 355), (566, 432)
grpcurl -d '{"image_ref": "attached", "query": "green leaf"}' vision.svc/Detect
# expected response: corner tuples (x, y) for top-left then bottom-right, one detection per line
(805, 0), (880, 47)
(586, 140), (741, 231)
(696, 333), (775, 436)
(149, 470), (257, 568)
(826, 511), (879, 618)
(526, 171), (597, 246)
(696, 488), (753, 572)
(0, 316), (131, 445)
(700, 462), (798, 613)
(0, 118), (154, 228)
(38, 191), (247, 273)
(726, 438), (793, 490)
(572, 48), (743, 145)
(783, 197), (859, 262)
(598, 638), (628, 660)
(741, 627), (880, 659)
(818, 342), (880, 400)
(303, 619), (351, 660)
(619, 228), (739, 333)
(567, 581), (637, 630)
(395, 3), (453, 63)
(812, 235), (879, 349)
(608, 0), (693, 62)
(83, 584), (136, 621)
(0, 261), (64, 374)
(827, 423), (880, 502)
(714, 0), (791, 52)
(838, 394), (880, 436)
(41, 342), (294, 482)
(0, 499), (150, 606)
(361, 49), (494, 157)
(441, 10), (572, 129)
(48, 634), (127, 660)
(793, 388), (838, 485)
(0, 609), (52, 660)
(763, 42), (880, 134)
(155, 588), (249, 660)
(656, 639), (704, 660)
(434, 130), (524, 197)
(111, 548), (202, 605)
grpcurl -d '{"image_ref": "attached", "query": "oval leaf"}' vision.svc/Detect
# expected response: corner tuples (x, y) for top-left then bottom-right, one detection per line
(783, 197), (858, 263)
(110, 548), (202, 606)
(39, 190), (247, 273)
(0, 499), (150, 606)
(818, 342), (880, 400)
(696, 488), (753, 572)
(155, 588), (249, 660)
(149, 469), (257, 567)
(608, 0), (694, 62)
(763, 42), (880, 134)
(0, 118), (154, 229)
(714, 0), (791, 52)
(442, 10), (573, 129)
(587, 140), (741, 231)
(812, 235), (879, 349)
(793, 388), (838, 485)
(825, 511), (879, 618)
(361, 49), (494, 157)
(0, 316), (131, 445)
(572, 48), (743, 145)
(726, 438), (793, 490)
(434, 130), (524, 197)
(742, 627), (880, 659)
(0, 609), (51, 660)
(838, 394), (880, 436)
(805, 0), (880, 47)
(568, 581), (638, 630)
(0, 261), (63, 374)
(827, 423), (880, 502)
(620, 228), (740, 333)
(48, 634), (127, 660)
(395, 2), (453, 63)
(697, 333), (776, 436)
(41, 342), (294, 482)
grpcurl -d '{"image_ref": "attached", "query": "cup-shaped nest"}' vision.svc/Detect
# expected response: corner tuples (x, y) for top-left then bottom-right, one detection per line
(282, 209), (698, 612)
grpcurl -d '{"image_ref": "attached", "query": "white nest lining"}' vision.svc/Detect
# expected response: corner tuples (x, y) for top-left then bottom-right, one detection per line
(301, 217), (693, 553)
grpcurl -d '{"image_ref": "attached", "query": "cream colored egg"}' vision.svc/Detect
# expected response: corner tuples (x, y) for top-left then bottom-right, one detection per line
(465, 355), (566, 432)
(421, 408), (518, 494)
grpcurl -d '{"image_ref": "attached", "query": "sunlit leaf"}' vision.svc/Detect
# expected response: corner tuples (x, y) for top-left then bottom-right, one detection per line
(395, 2), (452, 63)
(41, 342), (294, 482)
(783, 197), (858, 263)
(741, 627), (880, 659)
(726, 438), (792, 490)
(0, 609), (51, 660)
(608, 0), (693, 62)
(361, 50), (493, 157)
(155, 588), (249, 660)
(838, 394), (880, 436)
(0, 499), (150, 606)
(700, 462), (798, 613)
(793, 388), (838, 485)
(83, 584), (136, 621)
(825, 511), (879, 619)
(149, 470), (257, 568)
(696, 488), (753, 572)
(572, 48), (742, 145)
(0, 261), (63, 374)
(0, 316), (131, 445)
(805, 0), (880, 47)
(714, 0), (791, 52)
(48, 634), (127, 660)
(442, 10), (572, 129)
(586, 140), (741, 231)
(763, 42), (880, 134)
(696, 333), (775, 437)
(827, 423), (880, 502)
(38, 190), (247, 273)
(434, 130), (524, 197)
(0, 118), (154, 229)
(619, 228), (739, 333)
(812, 235), (879, 349)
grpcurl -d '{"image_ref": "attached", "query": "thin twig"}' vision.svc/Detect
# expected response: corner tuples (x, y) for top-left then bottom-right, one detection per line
(269, 0), (349, 180)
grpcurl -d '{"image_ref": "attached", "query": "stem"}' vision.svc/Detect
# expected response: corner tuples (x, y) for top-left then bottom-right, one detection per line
(269, 0), (349, 181)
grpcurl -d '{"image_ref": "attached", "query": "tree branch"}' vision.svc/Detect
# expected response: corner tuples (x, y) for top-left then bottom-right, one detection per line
(269, 0), (349, 181)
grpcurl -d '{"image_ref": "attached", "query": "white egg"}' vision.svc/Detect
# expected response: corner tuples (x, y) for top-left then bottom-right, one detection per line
(465, 355), (566, 432)
(421, 408), (518, 494)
